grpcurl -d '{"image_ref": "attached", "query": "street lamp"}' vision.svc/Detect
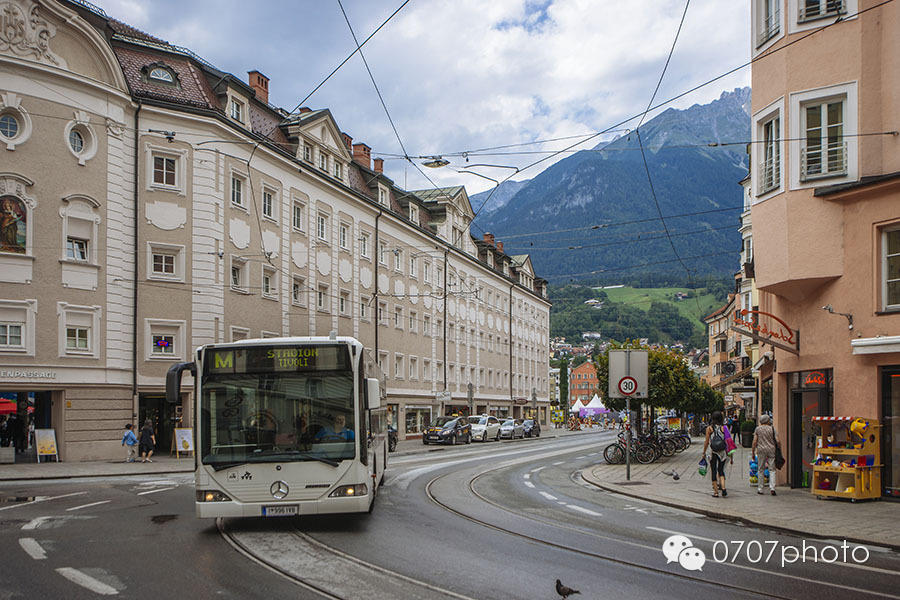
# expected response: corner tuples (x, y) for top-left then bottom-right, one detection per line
(422, 156), (450, 168)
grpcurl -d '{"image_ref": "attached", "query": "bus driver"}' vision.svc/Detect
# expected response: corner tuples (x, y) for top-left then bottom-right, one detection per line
(314, 413), (355, 441)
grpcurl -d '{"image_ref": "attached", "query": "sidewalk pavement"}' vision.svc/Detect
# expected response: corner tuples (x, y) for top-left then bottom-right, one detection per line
(580, 439), (900, 551)
(0, 456), (195, 481)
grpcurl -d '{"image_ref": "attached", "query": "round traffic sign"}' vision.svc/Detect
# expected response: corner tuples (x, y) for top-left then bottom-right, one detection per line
(617, 376), (638, 396)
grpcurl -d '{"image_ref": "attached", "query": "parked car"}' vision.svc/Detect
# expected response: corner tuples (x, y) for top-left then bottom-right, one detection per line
(522, 419), (541, 437)
(498, 418), (525, 439)
(423, 417), (472, 445)
(468, 415), (501, 441)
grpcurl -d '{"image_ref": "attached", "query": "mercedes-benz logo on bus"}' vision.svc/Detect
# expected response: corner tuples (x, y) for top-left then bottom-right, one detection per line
(270, 480), (289, 499)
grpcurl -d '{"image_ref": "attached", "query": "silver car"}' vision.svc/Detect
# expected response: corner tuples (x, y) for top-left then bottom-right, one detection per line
(468, 415), (501, 442)
(499, 418), (524, 439)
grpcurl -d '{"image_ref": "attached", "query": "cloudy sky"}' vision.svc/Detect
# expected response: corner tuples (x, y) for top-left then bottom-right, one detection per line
(96, 0), (750, 193)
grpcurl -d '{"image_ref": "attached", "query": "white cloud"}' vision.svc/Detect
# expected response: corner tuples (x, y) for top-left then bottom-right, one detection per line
(93, 0), (749, 193)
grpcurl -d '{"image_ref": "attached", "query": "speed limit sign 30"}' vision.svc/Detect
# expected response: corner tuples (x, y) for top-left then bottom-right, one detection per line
(617, 376), (637, 396)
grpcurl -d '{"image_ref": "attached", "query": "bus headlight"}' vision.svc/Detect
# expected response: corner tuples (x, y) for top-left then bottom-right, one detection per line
(197, 490), (232, 502)
(328, 484), (367, 497)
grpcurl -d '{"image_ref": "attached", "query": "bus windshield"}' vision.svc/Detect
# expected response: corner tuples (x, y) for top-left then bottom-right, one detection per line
(200, 344), (356, 469)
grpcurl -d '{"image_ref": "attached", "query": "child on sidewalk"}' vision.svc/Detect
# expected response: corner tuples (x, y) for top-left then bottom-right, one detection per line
(121, 423), (138, 463)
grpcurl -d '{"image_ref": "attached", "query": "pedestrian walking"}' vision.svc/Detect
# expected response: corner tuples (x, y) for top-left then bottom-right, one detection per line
(121, 423), (138, 462)
(10, 414), (26, 453)
(702, 411), (732, 497)
(139, 419), (156, 463)
(752, 414), (778, 495)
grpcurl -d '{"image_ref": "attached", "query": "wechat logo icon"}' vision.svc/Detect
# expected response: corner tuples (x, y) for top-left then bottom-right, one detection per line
(662, 534), (706, 571)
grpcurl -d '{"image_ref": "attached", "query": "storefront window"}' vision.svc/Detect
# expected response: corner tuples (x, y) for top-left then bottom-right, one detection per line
(405, 406), (431, 435)
(761, 378), (773, 414)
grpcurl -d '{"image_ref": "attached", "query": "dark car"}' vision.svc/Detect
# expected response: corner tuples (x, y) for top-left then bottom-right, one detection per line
(422, 417), (472, 445)
(523, 419), (541, 437)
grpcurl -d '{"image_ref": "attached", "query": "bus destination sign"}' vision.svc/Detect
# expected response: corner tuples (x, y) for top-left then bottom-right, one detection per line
(206, 344), (348, 375)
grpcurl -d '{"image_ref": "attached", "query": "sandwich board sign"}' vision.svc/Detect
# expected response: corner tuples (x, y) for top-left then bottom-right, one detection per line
(35, 429), (59, 462)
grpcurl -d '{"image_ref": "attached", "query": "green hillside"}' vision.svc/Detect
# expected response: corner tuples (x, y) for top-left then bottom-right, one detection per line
(598, 286), (722, 333)
(549, 282), (730, 348)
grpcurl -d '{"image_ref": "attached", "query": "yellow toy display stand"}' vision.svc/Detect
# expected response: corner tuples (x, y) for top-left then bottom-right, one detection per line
(811, 417), (882, 502)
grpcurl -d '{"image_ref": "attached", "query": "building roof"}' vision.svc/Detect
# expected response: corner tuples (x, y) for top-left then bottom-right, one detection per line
(410, 186), (465, 202)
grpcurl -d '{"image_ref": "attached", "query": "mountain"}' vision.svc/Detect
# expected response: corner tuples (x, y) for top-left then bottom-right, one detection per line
(473, 87), (751, 283)
(469, 180), (530, 216)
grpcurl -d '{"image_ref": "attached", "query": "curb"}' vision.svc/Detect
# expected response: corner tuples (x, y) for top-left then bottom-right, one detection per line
(580, 473), (900, 552)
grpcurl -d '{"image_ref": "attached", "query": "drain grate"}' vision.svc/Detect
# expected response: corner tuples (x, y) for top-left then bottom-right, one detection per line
(614, 481), (650, 486)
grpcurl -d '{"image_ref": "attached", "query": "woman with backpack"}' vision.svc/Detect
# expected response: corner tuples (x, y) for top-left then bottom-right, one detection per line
(702, 411), (732, 497)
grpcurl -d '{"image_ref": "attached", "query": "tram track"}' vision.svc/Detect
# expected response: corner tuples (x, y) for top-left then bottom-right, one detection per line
(424, 463), (900, 600)
(218, 516), (478, 600)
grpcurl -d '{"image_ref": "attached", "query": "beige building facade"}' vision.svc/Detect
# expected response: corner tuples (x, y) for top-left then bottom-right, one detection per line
(749, 0), (899, 495)
(0, 0), (551, 462)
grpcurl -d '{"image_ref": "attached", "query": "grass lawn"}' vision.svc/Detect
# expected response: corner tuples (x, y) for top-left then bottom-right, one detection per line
(596, 286), (722, 334)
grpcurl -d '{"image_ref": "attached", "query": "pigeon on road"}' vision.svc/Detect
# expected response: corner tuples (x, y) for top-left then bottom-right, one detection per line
(556, 579), (580, 599)
(662, 469), (680, 481)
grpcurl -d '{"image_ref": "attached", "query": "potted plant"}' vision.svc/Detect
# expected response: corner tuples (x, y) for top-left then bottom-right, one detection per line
(740, 420), (755, 448)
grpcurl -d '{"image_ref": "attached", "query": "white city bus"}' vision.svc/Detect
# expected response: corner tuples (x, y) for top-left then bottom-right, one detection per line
(166, 335), (387, 518)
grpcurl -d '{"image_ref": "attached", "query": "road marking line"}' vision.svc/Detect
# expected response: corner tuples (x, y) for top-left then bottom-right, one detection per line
(530, 466), (545, 473)
(623, 505), (649, 515)
(552, 461), (564, 465)
(645, 527), (900, 577)
(0, 491), (88, 513)
(576, 455), (587, 459)
(523, 481), (535, 488)
(22, 517), (52, 530)
(568, 505), (602, 516)
(557, 501), (567, 505)
(19, 537), (46, 560)
(55, 568), (118, 595)
(522, 473), (530, 480)
(67, 500), (111, 512)
(137, 486), (176, 496)
(538, 492), (557, 501)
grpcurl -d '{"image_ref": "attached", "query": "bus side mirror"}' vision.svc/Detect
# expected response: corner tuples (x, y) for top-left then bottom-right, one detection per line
(367, 378), (381, 410)
(166, 362), (196, 404)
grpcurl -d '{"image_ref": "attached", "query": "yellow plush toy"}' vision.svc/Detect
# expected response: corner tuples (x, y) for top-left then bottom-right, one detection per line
(850, 418), (869, 439)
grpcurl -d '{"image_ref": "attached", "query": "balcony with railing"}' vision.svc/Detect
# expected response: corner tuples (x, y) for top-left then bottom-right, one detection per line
(799, 0), (845, 23)
(801, 141), (847, 182)
(757, 8), (780, 47)
(759, 155), (780, 194)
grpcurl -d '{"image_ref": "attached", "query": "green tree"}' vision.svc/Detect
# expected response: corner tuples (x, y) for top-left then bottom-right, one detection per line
(558, 359), (569, 410)
(594, 342), (708, 426)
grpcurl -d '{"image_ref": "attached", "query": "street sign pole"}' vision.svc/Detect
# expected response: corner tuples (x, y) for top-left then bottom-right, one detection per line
(626, 351), (631, 481)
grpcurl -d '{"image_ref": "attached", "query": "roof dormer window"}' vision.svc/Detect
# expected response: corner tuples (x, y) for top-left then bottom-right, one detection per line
(230, 99), (244, 123)
(142, 63), (179, 88)
(149, 67), (174, 83)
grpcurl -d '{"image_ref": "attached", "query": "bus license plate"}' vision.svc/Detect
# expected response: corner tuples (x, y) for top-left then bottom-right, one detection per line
(262, 505), (298, 517)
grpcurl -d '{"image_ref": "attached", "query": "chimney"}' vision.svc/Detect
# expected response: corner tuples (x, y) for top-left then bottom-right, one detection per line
(248, 70), (269, 104)
(352, 142), (371, 169)
(341, 132), (353, 150)
(497, 241), (504, 253)
(483, 232), (495, 246)
(373, 157), (383, 173)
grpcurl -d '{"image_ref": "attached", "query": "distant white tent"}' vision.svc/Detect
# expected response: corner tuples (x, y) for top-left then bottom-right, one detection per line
(570, 399), (586, 412)
(581, 394), (610, 416)
(585, 395), (605, 409)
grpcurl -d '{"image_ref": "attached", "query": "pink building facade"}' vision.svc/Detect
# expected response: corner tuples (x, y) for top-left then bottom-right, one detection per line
(749, 0), (899, 495)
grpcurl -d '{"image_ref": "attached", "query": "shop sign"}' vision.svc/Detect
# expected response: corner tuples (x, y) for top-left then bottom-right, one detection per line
(0, 369), (57, 379)
(730, 308), (799, 355)
(513, 397), (528, 405)
(803, 371), (827, 387)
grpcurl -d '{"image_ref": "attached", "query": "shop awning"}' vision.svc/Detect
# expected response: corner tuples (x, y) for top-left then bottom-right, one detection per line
(713, 365), (754, 390)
